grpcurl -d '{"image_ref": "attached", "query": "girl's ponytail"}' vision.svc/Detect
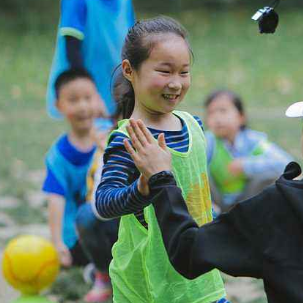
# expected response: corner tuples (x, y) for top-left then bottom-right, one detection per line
(113, 70), (135, 119)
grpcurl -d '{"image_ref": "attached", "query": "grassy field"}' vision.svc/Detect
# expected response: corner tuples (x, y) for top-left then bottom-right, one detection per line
(1, 4), (302, 303)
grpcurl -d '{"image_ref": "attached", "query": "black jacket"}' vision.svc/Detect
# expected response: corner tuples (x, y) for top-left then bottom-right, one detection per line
(151, 162), (303, 303)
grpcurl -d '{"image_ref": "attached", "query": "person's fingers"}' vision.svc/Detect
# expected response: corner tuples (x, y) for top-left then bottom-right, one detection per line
(59, 248), (72, 267)
(123, 138), (139, 162)
(61, 254), (72, 267)
(126, 124), (144, 152)
(158, 133), (167, 151)
(129, 119), (148, 147)
(137, 119), (154, 144)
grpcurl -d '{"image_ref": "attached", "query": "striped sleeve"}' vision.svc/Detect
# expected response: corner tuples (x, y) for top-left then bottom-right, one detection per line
(94, 132), (150, 220)
(193, 115), (204, 131)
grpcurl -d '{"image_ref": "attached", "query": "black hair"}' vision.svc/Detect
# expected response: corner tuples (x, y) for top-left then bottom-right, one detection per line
(204, 89), (247, 129)
(113, 16), (193, 119)
(55, 68), (94, 99)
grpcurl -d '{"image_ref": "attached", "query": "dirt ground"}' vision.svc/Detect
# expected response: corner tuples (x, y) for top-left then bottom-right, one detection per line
(0, 258), (18, 303)
(0, 268), (266, 303)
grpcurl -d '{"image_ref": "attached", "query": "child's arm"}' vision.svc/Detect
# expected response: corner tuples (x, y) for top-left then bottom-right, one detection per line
(227, 130), (293, 178)
(94, 132), (157, 220)
(241, 141), (293, 179)
(60, 0), (86, 68)
(150, 179), (262, 280)
(124, 119), (261, 279)
(47, 194), (72, 267)
(94, 120), (171, 220)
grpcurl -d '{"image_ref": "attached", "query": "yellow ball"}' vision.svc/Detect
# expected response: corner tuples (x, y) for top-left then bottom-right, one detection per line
(2, 235), (60, 295)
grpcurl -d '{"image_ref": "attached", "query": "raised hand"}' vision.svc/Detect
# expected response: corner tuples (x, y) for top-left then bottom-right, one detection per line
(123, 119), (172, 195)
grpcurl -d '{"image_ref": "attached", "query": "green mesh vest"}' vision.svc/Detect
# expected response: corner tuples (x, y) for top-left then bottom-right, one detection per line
(209, 136), (267, 195)
(109, 111), (225, 303)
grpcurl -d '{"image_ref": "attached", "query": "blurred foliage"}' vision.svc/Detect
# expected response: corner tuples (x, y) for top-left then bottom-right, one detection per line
(1, 0), (303, 14)
(49, 267), (91, 303)
(1, 0), (302, 33)
(49, 267), (112, 303)
(134, 0), (303, 11)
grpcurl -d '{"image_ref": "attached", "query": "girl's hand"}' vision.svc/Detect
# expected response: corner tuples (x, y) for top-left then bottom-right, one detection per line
(124, 119), (172, 181)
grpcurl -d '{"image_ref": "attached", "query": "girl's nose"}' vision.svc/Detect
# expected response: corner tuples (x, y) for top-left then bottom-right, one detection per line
(168, 81), (182, 90)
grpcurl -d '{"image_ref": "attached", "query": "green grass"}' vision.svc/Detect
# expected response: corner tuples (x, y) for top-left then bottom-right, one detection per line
(3, 201), (46, 225)
(1, 5), (302, 303)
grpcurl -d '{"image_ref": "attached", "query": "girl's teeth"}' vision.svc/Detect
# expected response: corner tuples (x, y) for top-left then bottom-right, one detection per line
(163, 94), (178, 99)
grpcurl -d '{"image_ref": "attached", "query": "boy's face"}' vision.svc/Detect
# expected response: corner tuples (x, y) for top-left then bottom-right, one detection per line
(57, 78), (97, 133)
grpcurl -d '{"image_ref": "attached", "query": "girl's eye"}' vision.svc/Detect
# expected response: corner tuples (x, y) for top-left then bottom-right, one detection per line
(181, 71), (189, 75)
(156, 70), (170, 74)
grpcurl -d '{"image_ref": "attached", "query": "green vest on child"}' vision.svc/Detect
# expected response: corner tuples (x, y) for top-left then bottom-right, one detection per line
(209, 137), (267, 195)
(109, 111), (225, 303)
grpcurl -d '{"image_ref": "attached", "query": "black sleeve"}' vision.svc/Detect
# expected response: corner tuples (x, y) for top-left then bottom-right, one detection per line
(65, 36), (84, 69)
(150, 178), (263, 280)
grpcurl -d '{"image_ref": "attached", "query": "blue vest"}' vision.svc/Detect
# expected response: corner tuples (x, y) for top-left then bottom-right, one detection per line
(46, 141), (93, 248)
(46, 0), (135, 119)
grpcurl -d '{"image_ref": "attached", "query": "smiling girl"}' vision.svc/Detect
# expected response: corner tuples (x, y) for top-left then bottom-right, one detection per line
(94, 17), (228, 303)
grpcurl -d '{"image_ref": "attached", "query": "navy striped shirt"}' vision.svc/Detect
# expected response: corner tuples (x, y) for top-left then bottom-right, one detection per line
(95, 115), (203, 224)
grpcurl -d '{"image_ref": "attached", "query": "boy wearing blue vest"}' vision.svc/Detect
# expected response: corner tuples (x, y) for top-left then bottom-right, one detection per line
(43, 69), (117, 302)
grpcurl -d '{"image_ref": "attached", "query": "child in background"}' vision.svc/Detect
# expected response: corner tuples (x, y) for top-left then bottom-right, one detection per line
(77, 106), (122, 302)
(94, 17), (228, 303)
(43, 69), (116, 303)
(205, 89), (292, 212)
(43, 69), (96, 268)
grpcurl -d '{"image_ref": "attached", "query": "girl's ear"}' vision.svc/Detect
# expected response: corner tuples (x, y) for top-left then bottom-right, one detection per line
(122, 59), (133, 82)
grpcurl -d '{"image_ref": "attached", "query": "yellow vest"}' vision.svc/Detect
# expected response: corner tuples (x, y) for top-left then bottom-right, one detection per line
(109, 111), (225, 303)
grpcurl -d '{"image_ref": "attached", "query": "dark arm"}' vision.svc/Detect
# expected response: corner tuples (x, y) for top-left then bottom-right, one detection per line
(65, 36), (84, 69)
(149, 174), (263, 279)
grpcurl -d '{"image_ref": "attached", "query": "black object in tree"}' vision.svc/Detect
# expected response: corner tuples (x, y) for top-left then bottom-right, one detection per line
(252, 0), (280, 34)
